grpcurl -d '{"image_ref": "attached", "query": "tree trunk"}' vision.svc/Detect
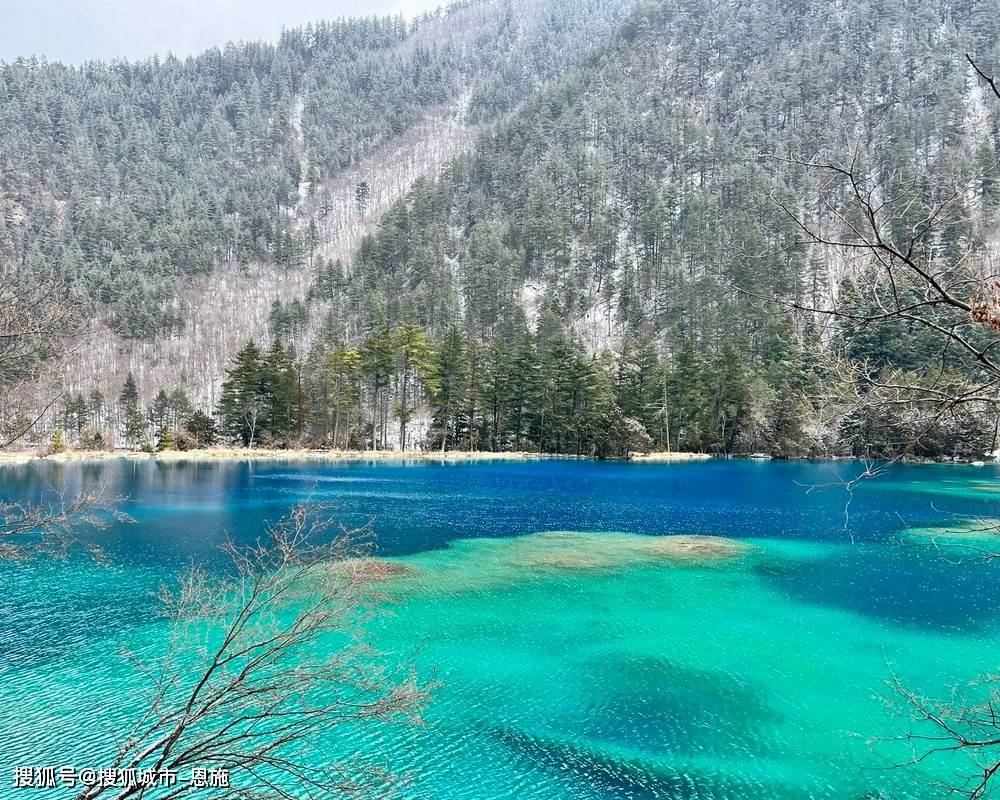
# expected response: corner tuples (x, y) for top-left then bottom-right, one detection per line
(400, 369), (408, 452)
(332, 389), (341, 449)
(440, 394), (450, 453)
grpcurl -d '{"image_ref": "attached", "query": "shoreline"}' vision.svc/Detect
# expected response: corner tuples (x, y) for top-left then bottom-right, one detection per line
(0, 448), (713, 467)
(628, 452), (712, 463)
(0, 448), (990, 468)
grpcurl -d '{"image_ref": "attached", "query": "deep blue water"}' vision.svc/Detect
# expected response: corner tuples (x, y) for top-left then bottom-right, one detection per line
(2, 457), (994, 559)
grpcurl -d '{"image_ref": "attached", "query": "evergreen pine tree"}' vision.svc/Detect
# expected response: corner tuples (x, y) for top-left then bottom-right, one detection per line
(119, 372), (147, 449)
(217, 342), (266, 447)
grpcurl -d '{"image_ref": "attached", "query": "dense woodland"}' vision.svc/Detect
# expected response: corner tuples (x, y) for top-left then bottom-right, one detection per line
(297, 0), (1000, 458)
(5, 0), (1000, 459)
(0, 0), (634, 335)
(41, 300), (994, 459)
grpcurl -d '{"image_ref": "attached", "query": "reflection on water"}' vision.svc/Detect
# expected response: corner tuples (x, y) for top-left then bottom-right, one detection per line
(2, 458), (1000, 799)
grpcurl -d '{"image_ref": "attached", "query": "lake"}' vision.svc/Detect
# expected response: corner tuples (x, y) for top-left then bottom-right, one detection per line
(2, 457), (1000, 799)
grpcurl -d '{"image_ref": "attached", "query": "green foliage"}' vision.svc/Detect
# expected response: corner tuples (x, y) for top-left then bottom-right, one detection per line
(156, 427), (176, 451)
(393, 324), (435, 451)
(79, 427), (108, 451)
(217, 342), (266, 447)
(766, 384), (811, 459)
(119, 373), (147, 449)
(428, 327), (468, 451)
(214, 339), (306, 448)
(184, 411), (219, 448)
(60, 393), (90, 446)
(18, 0), (1000, 462)
(361, 321), (396, 450)
(0, 1), (632, 339)
(320, 0), (1000, 461)
(126, 310), (992, 460)
(344, 0), (999, 351)
(316, 346), (362, 449)
(270, 300), (311, 341)
(49, 429), (68, 454)
(262, 339), (306, 445)
(839, 372), (996, 460)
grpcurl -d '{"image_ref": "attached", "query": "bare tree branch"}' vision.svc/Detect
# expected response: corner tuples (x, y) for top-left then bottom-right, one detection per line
(0, 485), (130, 561)
(968, 54), (1000, 102)
(0, 272), (92, 449)
(77, 504), (427, 800)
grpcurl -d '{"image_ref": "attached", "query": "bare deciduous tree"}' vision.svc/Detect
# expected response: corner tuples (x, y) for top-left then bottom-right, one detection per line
(769, 68), (1000, 475)
(78, 504), (426, 800)
(0, 272), (124, 555)
(0, 275), (82, 449)
(0, 486), (128, 561)
(877, 671), (1000, 799)
(773, 55), (1000, 797)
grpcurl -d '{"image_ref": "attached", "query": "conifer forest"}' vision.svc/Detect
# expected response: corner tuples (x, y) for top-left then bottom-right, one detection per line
(3, 0), (1000, 460)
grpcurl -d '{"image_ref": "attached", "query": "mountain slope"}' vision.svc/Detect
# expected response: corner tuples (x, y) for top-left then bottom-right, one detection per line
(0, 0), (638, 409)
(5, 0), (1000, 457)
(340, 0), (1000, 357)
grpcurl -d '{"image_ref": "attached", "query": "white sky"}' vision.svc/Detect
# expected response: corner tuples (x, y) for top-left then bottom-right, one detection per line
(1, 0), (446, 63)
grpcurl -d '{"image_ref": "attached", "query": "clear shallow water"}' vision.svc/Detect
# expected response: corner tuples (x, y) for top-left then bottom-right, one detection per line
(2, 458), (1000, 798)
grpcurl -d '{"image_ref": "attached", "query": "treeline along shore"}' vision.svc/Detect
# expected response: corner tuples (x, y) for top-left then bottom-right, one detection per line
(0, 447), (713, 466)
(10, 316), (998, 463)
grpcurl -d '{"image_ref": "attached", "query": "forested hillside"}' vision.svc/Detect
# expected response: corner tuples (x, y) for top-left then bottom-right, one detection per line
(349, 0), (1000, 343)
(5, 0), (1000, 458)
(284, 0), (1000, 456)
(0, 0), (634, 341)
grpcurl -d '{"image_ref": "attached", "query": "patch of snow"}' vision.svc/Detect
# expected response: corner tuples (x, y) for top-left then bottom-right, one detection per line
(520, 280), (545, 327)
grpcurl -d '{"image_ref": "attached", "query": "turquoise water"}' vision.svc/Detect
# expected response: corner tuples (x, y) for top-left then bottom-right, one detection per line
(2, 458), (1000, 798)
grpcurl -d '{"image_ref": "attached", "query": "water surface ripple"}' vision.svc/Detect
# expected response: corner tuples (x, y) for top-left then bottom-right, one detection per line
(1, 458), (998, 799)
